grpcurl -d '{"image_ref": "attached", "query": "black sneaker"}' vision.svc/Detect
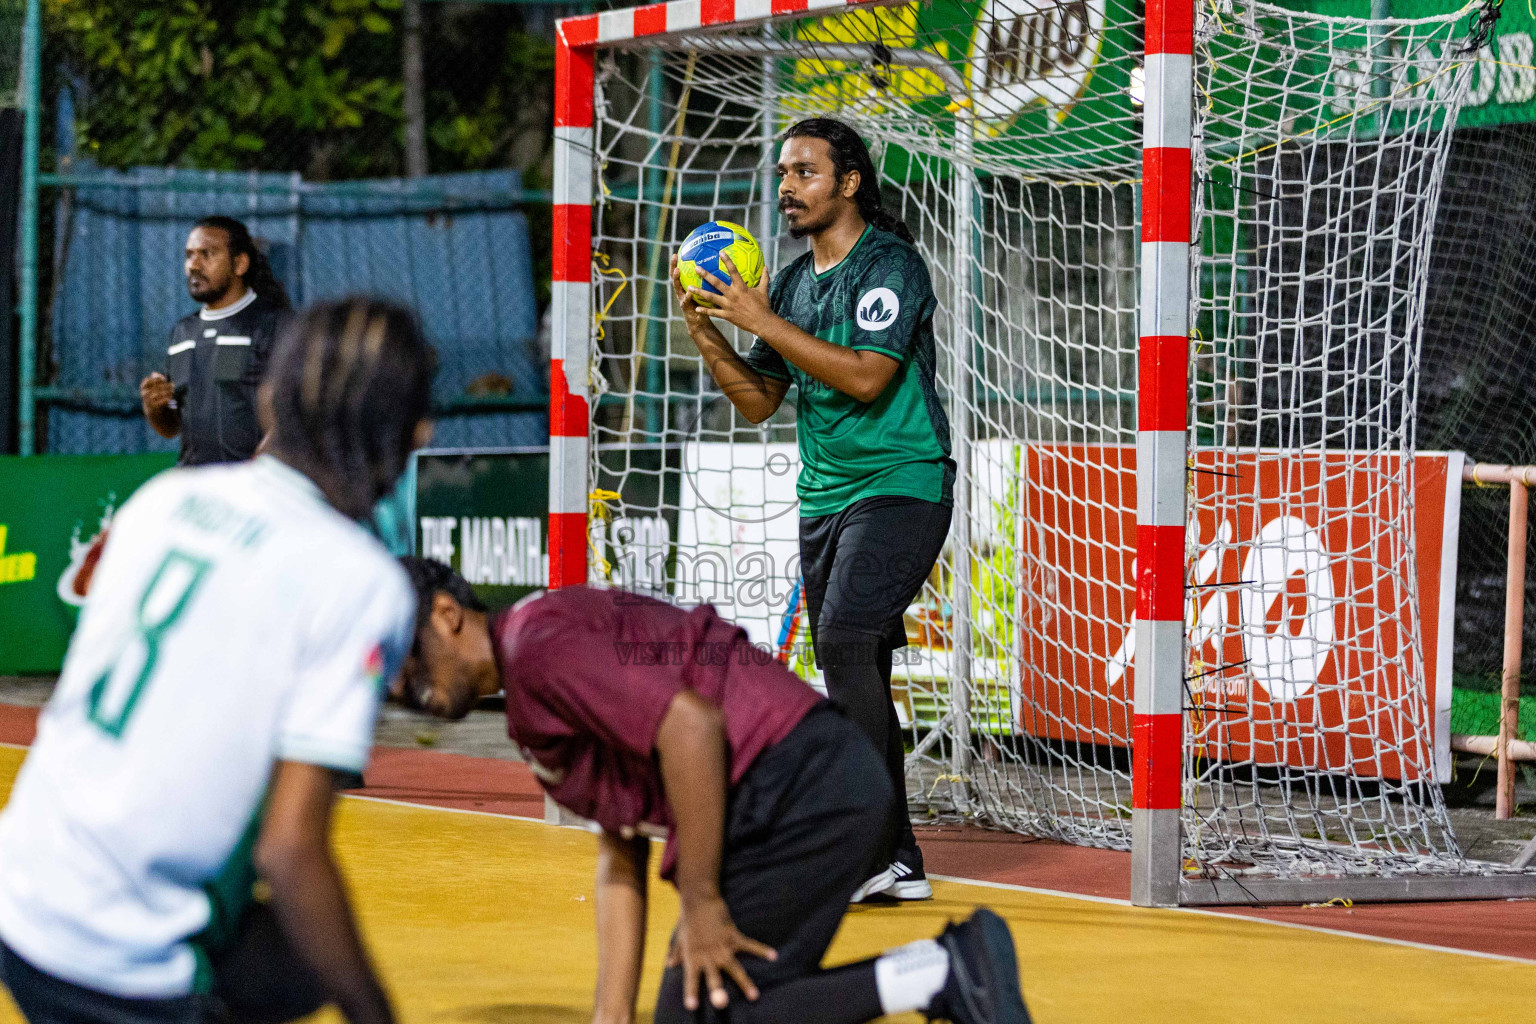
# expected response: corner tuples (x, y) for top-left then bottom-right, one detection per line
(884, 844), (933, 900)
(926, 909), (1031, 1024)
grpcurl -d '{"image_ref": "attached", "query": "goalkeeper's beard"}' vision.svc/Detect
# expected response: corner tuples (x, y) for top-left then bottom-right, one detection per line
(780, 197), (825, 240)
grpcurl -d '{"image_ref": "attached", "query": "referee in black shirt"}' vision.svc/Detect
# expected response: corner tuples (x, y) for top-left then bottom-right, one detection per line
(140, 216), (292, 465)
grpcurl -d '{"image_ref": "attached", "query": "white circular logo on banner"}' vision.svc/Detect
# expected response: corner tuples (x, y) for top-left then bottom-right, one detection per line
(856, 288), (900, 331)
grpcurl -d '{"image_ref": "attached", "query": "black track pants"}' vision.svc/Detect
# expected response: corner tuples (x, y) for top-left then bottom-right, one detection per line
(798, 494), (952, 861)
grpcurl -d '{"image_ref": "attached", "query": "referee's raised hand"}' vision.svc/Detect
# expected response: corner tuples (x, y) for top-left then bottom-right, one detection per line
(140, 371), (182, 440)
(140, 372), (175, 415)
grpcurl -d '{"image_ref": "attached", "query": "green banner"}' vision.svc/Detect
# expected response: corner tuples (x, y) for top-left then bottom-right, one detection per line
(1305, 0), (1536, 130)
(414, 449), (550, 610)
(1431, 5), (1536, 130)
(0, 454), (176, 675)
(792, 0), (1529, 182)
(788, 0), (1144, 175)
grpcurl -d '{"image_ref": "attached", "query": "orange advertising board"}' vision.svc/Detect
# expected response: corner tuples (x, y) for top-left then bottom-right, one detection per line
(1017, 446), (1461, 781)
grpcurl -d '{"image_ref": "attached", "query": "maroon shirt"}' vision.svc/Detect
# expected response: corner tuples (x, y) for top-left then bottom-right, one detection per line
(495, 586), (823, 876)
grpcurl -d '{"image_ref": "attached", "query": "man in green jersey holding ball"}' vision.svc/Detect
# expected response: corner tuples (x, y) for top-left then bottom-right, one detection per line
(672, 117), (953, 903)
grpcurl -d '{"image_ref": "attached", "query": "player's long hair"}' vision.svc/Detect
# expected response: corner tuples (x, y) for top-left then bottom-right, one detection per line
(264, 298), (435, 520)
(783, 118), (915, 244)
(195, 215), (292, 309)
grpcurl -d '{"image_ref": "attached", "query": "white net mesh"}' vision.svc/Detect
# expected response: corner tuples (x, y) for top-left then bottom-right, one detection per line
(578, 0), (1526, 887)
(1185, 2), (1478, 880)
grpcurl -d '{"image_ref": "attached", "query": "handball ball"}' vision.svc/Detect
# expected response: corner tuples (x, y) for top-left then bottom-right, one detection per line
(678, 221), (763, 307)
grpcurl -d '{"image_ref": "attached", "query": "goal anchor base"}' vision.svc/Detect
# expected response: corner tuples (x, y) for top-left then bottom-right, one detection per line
(1177, 872), (1536, 905)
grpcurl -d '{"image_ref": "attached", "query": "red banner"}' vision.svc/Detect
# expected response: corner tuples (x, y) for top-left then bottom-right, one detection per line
(1017, 446), (1460, 781)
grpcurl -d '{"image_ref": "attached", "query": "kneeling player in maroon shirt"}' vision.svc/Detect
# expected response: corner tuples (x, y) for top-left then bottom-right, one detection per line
(394, 558), (1031, 1024)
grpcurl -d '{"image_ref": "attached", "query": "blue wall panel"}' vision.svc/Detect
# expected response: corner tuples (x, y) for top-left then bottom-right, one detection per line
(48, 167), (543, 454)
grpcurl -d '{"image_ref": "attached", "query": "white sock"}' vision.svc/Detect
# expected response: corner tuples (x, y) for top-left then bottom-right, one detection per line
(874, 939), (951, 1015)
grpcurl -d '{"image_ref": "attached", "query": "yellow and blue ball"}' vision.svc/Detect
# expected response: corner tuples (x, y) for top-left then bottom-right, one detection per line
(677, 220), (763, 307)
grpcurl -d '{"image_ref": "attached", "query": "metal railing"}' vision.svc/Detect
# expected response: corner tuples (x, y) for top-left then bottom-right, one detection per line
(1458, 462), (1536, 819)
(16, 0), (37, 453)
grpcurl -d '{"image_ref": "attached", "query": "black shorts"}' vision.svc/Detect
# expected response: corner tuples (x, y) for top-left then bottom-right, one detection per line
(799, 494), (952, 649)
(0, 905), (324, 1024)
(655, 705), (894, 1019)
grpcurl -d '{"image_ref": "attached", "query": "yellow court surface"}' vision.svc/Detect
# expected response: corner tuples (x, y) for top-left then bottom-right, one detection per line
(0, 745), (1531, 1023)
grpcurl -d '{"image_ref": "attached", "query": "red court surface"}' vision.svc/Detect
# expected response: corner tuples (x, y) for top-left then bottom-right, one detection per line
(0, 701), (1529, 962)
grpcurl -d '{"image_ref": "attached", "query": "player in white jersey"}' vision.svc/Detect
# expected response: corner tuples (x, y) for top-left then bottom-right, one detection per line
(0, 298), (435, 1024)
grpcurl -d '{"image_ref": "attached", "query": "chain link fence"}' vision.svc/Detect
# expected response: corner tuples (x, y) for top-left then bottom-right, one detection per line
(20, 0), (596, 455)
(0, 0), (23, 454)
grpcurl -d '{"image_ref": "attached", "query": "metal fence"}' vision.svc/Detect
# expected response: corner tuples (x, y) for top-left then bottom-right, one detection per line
(42, 167), (544, 454)
(11, 0), (591, 455)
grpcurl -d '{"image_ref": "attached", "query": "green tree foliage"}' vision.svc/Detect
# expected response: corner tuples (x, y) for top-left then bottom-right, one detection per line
(425, 5), (555, 175)
(45, 0), (554, 180)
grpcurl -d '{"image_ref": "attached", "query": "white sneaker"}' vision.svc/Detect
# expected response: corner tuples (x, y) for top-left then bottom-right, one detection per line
(884, 853), (933, 900)
(849, 865), (898, 903)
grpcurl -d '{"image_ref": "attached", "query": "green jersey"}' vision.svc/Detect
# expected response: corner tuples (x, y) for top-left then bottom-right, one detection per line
(744, 225), (954, 517)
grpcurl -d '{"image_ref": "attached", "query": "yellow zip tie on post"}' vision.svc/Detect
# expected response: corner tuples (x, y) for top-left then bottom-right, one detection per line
(587, 489), (622, 580)
(592, 253), (629, 343)
(927, 773), (968, 799)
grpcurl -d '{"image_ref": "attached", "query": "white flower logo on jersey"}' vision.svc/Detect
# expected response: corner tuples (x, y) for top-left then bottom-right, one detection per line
(856, 288), (900, 330)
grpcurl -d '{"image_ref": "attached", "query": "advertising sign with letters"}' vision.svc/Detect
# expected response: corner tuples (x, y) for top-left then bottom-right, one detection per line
(1018, 445), (1461, 781)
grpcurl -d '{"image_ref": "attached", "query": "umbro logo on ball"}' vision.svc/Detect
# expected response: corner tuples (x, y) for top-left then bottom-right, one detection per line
(856, 288), (900, 330)
(680, 230), (733, 259)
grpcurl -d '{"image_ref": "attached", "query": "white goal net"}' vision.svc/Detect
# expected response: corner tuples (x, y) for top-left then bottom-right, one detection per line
(570, 0), (1534, 897)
